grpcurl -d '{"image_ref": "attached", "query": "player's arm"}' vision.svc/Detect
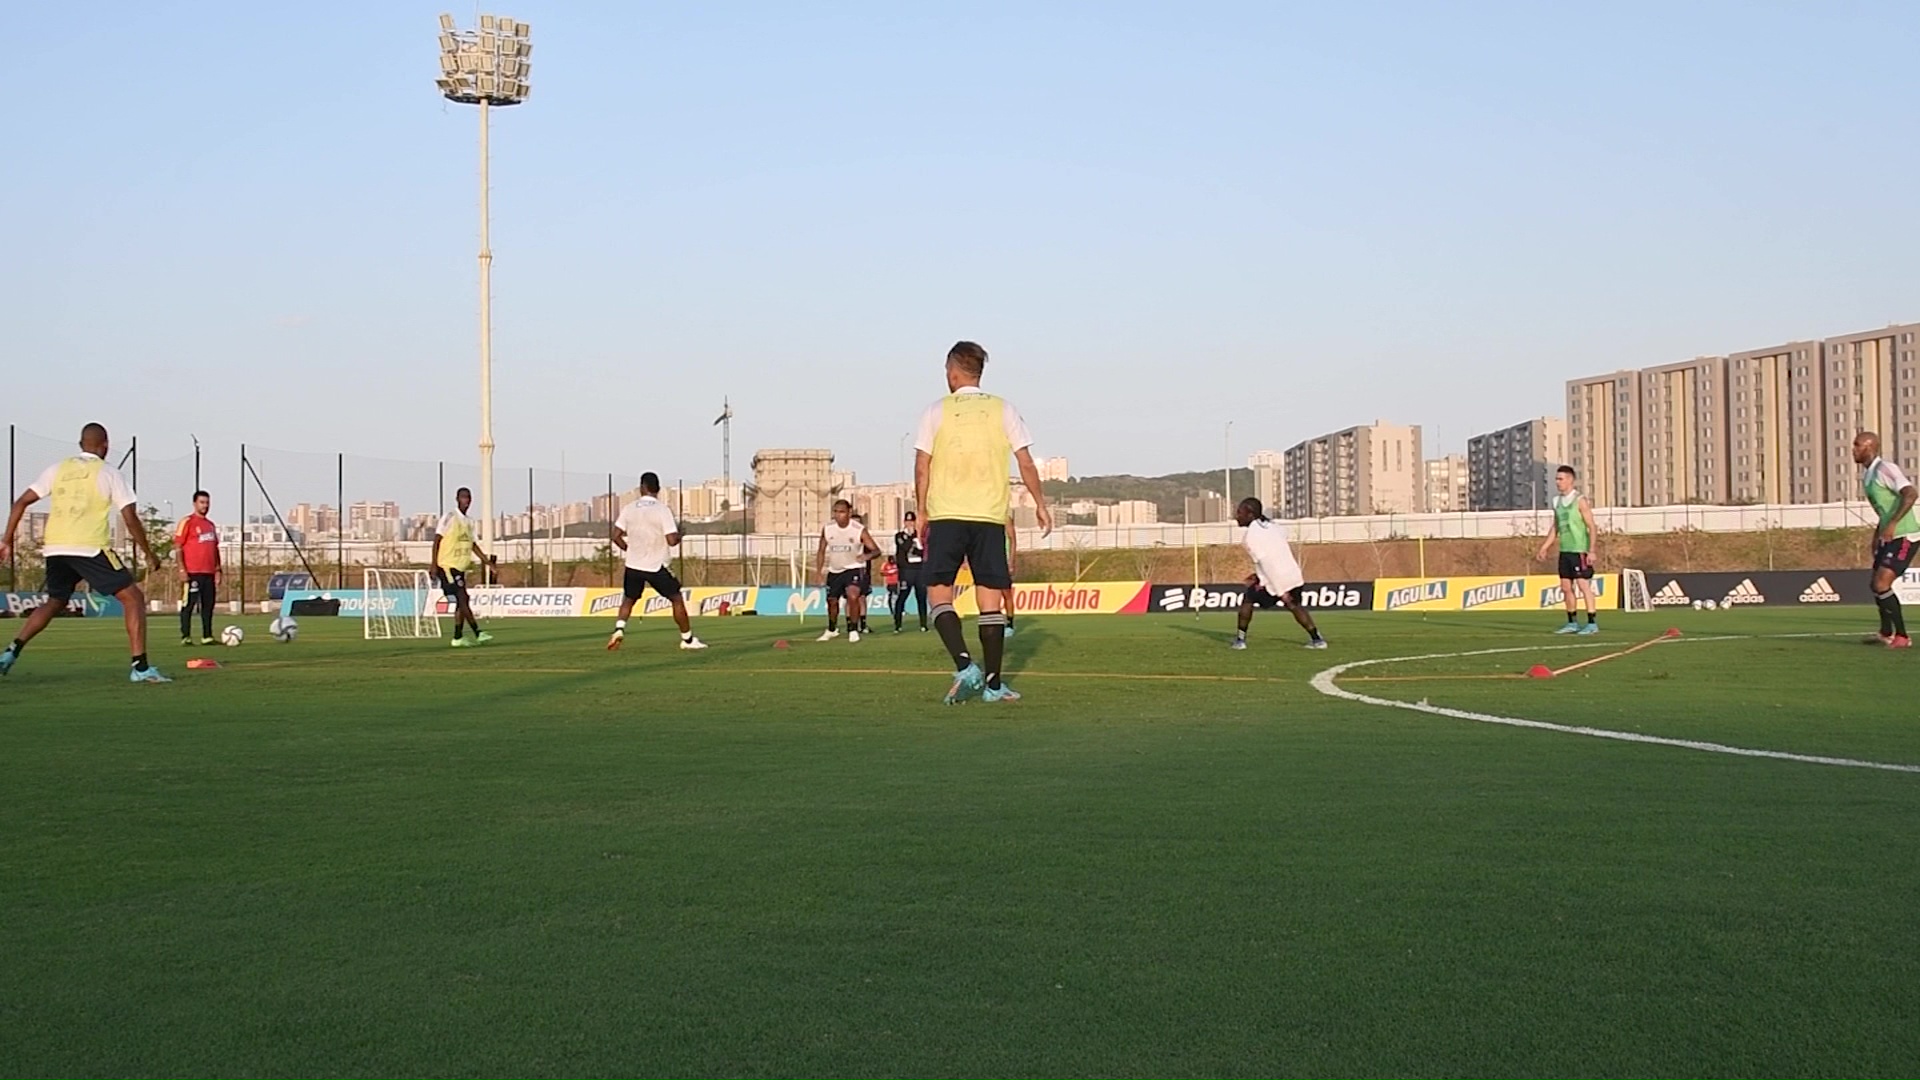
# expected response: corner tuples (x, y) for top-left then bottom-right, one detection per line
(1882, 482), (1918, 544)
(172, 519), (190, 563)
(1535, 516), (1558, 561)
(859, 528), (881, 560)
(1578, 497), (1598, 560)
(914, 451), (932, 537)
(610, 524), (628, 551)
(1012, 448), (1052, 536)
(0, 488), (41, 562)
(814, 532), (828, 581)
(471, 540), (494, 566)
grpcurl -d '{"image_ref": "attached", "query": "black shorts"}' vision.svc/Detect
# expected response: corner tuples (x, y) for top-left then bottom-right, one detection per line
(624, 566), (682, 601)
(825, 569), (863, 598)
(1557, 552), (1595, 581)
(183, 573), (216, 603)
(438, 567), (468, 597)
(1247, 584), (1303, 610)
(45, 552), (135, 601)
(1873, 537), (1917, 576)
(925, 520), (1012, 591)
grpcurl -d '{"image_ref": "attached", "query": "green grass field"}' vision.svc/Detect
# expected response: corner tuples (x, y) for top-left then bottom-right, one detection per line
(2, 607), (1917, 1077)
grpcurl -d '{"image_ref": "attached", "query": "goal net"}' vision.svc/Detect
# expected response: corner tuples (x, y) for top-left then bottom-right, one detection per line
(1621, 568), (1652, 613)
(364, 568), (443, 640)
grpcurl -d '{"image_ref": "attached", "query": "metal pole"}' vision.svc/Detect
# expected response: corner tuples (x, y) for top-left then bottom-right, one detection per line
(606, 473), (615, 586)
(677, 478), (685, 582)
(336, 453), (345, 589)
(439, 462), (445, 518)
(477, 97), (497, 556)
(191, 435), (200, 493)
(6, 424), (13, 588)
(1223, 421), (1233, 511)
(238, 444), (246, 612)
(528, 466), (535, 584)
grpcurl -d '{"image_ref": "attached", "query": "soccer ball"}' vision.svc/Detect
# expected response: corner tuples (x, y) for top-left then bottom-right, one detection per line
(220, 625), (245, 647)
(1702, 599), (1718, 611)
(269, 617), (299, 643)
(1690, 600), (1702, 610)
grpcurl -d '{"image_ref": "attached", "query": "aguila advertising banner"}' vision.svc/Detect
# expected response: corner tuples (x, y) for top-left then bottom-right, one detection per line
(1372, 574), (1621, 612)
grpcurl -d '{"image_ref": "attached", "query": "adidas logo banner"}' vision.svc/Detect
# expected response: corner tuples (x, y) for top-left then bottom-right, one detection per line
(1641, 571), (1870, 608)
(1798, 577), (1841, 603)
(1651, 580), (1690, 606)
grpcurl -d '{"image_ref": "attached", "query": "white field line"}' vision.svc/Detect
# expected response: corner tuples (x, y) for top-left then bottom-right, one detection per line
(1310, 634), (1920, 774)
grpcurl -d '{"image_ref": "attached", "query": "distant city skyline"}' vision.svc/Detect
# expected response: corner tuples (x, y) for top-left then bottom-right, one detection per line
(8, 3), (1920, 493)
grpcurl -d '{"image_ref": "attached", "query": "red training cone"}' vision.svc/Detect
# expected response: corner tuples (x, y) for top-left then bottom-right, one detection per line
(1525, 664), (1555, 679)
(1664, 627), (1682, 638)
(773, 639), (790, 650)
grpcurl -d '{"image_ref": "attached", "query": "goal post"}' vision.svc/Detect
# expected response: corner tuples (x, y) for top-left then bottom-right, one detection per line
(364, 568), (443, 640)
(1621, 568), (1651, 613)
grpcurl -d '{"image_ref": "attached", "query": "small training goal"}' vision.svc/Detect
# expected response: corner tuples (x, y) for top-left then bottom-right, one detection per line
(363, 568), (443, 641)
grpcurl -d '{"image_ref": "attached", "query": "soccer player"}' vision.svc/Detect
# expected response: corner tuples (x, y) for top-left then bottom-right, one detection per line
(174, 489), (220, 646)
(607, 472), (707, 651)
(816, 500), (880, 642)
(914, 340), (1053, 704)
(1230, 497), (1326, 650)
(1536, 465), (1599, 635)
(891, 510), (928, 633)
(1853, 431), (1917, 648)
(852, 511), (881, 635)
(0, 423), (170, 683)
(431, 486), (495, 648)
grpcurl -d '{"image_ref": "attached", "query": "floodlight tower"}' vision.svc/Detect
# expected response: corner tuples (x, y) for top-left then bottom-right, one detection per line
(436, 12), (531, 551)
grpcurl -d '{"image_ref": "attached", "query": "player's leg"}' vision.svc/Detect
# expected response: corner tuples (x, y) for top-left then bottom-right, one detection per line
(923, 523), (984, 702)
(972, 526), (1016, 700)
(655, 570), (703, 649)
(179, 578), (195, 644)
(891, 578), (907, 632)
(1574, 555), (1599, 633)
(1001, 588), (1016, 637)
(0, 558), (76, 674)
(1554, 553), (1581, 633)
(199, 575), (216, 642)
(76, 553), (165, 681)
(1231, 591), (1256, 649)
(1280, 589), (1326, 648)
(1870, 541), (1911, 645)
(846, 582), (865, 642)
(609, 569), (643, 649)
(914, 577), (929, 630)
(820, 578), (842, 640)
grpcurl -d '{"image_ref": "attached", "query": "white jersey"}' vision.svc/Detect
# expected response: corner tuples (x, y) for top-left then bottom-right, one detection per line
(614, 496), (678, 572)
(1242, 517), (1304, 595)
(821, 521), (868, 573)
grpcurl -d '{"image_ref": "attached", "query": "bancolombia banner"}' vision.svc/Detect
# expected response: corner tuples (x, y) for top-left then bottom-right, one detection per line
(1374, 574), (1620, 612)
(2, 591), (124, 618)
(1641, 570), (1882, 608)
(1148, 582), (1374, 613)
(763, 582), (1152, 618)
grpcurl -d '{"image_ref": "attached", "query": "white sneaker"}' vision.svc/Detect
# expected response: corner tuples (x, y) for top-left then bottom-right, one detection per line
(848, 630), (861, 643)
(679, 637), (708, 650)
(816, 629), (840, 642)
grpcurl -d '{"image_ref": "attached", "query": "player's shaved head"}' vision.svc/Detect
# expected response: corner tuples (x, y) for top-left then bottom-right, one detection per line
(1853, 431), (1881, 464)
(640, 472), (660, 494)
(79, 423), (108, 452)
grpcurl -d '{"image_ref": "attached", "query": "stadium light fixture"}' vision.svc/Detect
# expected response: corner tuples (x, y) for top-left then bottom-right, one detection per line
(436, 12), (532, 552)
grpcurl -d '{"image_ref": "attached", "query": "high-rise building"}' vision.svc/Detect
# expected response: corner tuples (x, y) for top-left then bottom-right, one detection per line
(347, 501), (402, 541)
(1282, 422), (1424, 518)
(1566, 372), (1641, 507)
(1818, 324), (1920, 498)
(750, 449), (836, 537)
(845, 482), (913, 534)
(1035, 456), (1071, 483)
(1248, 450), (1285, 516)
(1638, 356), (1728, 505)
(1183, 495), (1227, 524)
(1467, 418), (1566, 511)
(1422, 455), (1469, 514)
(1725, 340), (1818, 504)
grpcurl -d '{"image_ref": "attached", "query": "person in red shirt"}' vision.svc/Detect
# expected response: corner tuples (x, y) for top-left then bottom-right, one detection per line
(174, 490), (221, 645)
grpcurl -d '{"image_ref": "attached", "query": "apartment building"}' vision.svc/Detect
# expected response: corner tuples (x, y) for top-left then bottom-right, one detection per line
(1466, 417), (1567, 511)
(1422, 455), (1468, 514)
(1638, 357), (1727, 505)
(1283, 422), (1424, 518)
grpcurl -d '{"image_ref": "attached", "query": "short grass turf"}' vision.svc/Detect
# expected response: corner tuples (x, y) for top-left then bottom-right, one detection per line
(1, 607), (1917, 1078)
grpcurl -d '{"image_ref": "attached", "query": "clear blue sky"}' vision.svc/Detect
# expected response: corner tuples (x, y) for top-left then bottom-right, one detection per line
(8, 1), (1920, 502)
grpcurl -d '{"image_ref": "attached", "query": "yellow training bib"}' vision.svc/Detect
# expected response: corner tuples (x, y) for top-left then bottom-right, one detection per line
(927, 393), (1012, 524)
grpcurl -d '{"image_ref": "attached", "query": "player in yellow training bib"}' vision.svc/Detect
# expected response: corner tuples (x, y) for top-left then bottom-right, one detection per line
(0, 423), (170, 683)
(912, 340), (1054, 705)
(431, 486), (497, 647)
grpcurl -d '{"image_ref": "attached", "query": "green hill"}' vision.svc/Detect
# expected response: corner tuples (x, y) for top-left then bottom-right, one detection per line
(1042, 468), (1256, 520)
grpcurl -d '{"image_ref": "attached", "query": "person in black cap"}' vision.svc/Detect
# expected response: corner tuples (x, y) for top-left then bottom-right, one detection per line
(891, 510), (928, 632)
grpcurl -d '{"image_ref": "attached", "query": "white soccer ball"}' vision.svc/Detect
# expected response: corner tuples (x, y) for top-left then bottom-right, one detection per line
(220, 625), (245, 647)
(1702, 599), (1718, 611)
(269, 616), (299, 643)
(1691, 600), (1702, 610)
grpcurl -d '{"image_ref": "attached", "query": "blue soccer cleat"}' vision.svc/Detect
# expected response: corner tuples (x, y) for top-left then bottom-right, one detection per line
(1304, 638), (1329, 650)
(981, 683), (1022, 703)
(944, 662), (985, 705)
(0, 645), (17, 676)
(1577, 623), (1600, 635)
(1554, 623), (1582, 635)
(130, 666), (172, 684)
(1229, 638), (1247, 650)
